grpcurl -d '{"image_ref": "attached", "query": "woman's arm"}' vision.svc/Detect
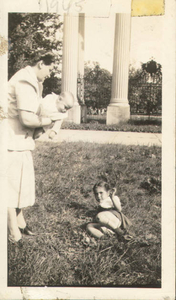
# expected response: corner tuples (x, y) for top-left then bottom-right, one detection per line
(16, 81), (52, 128)
(19, 110), (52, 129)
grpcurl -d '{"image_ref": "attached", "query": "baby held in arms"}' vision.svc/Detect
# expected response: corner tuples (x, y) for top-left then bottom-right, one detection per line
(34, 91), (74, 139)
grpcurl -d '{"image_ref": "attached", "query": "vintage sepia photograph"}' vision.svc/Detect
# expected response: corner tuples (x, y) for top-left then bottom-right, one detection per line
(0, 0), (175, 299)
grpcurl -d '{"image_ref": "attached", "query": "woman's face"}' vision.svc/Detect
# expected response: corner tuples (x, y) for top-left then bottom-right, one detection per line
(94, 186), (110, 202)
(37, 61), (54, 82)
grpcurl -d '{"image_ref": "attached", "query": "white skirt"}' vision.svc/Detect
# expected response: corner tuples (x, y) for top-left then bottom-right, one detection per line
(8, 150), (35, 208)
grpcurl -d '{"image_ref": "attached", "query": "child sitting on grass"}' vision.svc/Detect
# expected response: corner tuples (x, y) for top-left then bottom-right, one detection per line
(87, 181), (132, 240)
(34, 91), (74, 139)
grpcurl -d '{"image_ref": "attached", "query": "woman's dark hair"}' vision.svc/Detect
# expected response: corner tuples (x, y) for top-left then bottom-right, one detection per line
(93, 181), (111, 194)
(29, 50), (55, 66)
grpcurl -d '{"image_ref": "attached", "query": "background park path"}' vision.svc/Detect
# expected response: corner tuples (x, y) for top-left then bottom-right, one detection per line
(38, 129), (162, 147)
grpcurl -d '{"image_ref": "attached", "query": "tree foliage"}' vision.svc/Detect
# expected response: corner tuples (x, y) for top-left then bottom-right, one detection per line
(84, 62), (112, 109)
(8, 13), (63, 89)
(43, 73), (61, 97)
(128, 60), (162, 116)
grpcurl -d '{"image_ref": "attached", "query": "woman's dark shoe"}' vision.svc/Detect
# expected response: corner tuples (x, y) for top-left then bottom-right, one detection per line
(17, 239), (24, 248)
(8, 238), (23, 248)
(19, 225), (35, 236)
(123, 234), (134, 241)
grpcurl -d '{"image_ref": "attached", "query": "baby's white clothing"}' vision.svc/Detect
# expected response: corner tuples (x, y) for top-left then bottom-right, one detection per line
(40, 93), (68, 134)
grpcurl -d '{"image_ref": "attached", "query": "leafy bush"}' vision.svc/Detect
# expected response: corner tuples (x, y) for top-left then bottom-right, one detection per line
(84, 62), (111, 109)
(61, 118), (161, 133)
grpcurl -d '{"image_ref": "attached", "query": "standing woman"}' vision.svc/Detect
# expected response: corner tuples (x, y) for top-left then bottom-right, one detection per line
(7, 51), (55, 243)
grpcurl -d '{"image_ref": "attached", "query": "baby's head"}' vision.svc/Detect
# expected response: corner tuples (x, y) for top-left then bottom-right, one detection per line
(56, 91), (74, 113)
(93, 181), (111, 202)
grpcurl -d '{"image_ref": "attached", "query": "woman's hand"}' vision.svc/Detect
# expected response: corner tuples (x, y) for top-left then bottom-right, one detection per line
(48, 130), (56, 139)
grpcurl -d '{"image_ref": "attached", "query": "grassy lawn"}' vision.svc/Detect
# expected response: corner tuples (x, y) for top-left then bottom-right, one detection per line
(8, 141), (161, 287)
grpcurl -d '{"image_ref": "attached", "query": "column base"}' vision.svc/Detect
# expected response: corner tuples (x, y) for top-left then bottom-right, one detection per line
(67, 104), (81, 124)
(106, 104), (130, 125)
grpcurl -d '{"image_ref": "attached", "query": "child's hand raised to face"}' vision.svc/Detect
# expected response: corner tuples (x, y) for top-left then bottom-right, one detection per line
(111, 187), (117, 195)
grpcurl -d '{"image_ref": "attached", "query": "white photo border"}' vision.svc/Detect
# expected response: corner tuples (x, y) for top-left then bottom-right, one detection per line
(0, 0), (175, 299)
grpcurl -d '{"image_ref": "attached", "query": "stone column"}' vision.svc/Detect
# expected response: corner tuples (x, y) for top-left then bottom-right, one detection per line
(61, 13), (81, 124)
(78, 13), (87, 123)
(78, 13), (85, 84)
(106, 13), (131, 125)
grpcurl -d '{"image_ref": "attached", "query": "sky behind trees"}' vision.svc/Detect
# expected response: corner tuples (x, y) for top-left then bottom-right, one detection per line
(84, 15), (163, 72)
(8, 12), (163, 77)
